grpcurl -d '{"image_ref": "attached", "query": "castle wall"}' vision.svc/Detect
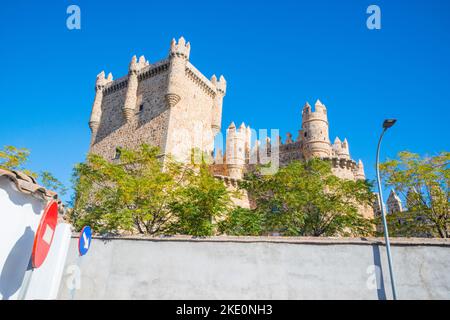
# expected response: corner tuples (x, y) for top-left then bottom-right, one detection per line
(279, 141), (303, 166)
(90, 62), (171, 159)
(164, 63), (216, 163)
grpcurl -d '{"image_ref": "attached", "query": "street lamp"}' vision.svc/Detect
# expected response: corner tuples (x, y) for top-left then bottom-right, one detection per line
(376, 118), (398, 300)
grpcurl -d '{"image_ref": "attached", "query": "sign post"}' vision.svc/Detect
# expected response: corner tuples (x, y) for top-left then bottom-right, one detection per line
(69, 226), (92, 299)
(18, 200), (58, 299)
(78, 226), (92, 256)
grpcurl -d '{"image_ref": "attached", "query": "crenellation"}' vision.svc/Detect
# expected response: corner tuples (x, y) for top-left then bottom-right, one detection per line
(185, 62), (217, 97)
(138, 59), (169, 82)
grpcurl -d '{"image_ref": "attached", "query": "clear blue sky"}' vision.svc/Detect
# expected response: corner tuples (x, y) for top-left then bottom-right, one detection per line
(1, 0), (449, 202)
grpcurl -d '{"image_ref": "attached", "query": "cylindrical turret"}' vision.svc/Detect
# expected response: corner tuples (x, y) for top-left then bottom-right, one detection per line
(123, 55), (149, 121)
(355, 159), (366, 180)
(89, 71), (112, 142)
(226, 122), (246, 179)
(301, 99), (331, 159)
(123, 56), (139, 121)
(211, 74), (227, 136)
(166, 37), (190, 108)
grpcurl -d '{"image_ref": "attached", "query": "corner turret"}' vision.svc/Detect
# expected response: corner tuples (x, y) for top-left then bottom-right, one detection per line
(211, 74), (227, 135)
(165, 36), (190, 108)
(89, 71), (113, 143)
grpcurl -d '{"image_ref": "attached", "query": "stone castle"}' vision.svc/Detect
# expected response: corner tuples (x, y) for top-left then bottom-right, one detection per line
(88, 37), (370, 216)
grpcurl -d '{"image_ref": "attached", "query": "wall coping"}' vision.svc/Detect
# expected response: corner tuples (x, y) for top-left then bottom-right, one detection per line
(71, 234), (450, 247)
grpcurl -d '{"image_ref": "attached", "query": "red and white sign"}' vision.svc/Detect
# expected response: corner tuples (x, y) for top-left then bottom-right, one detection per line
(31, 200), (58, 268)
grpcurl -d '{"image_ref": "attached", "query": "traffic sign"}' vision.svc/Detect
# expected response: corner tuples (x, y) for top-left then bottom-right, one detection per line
(78, 226), (92, 256)
(31, 201), (58, 268)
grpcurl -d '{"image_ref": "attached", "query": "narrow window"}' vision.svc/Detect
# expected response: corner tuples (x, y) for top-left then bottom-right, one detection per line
(139, 103), (144, 112)
(114, 147), (121, 160)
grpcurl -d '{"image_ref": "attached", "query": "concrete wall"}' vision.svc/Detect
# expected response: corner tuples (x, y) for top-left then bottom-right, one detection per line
(58, 236), (450, 300)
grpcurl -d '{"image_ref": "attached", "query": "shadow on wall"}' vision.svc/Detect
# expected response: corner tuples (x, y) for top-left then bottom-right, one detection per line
(372, 244), (387, 300)
(0, 226), (34, 300)
(3, 180), (42, 215)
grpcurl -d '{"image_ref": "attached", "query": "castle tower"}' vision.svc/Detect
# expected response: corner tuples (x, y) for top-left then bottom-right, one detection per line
(210, 75), (227, 136)
(123, 55), (149, 121)
(354, 159), (366, 180)
(88, 37), (225, 164)
(89, 71), (113, 143)
(166, 37), (190, 108)
(226, 122), (246, 179)
(387, 189), (403, 214)
(301, 100), (331, 159)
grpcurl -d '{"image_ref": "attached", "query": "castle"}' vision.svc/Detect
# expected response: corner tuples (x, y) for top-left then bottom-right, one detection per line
(88, 37), (371, 217)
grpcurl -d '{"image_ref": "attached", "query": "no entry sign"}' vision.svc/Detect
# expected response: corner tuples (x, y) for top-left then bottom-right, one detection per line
(78, 226), (92, 256)
(31, 200), (58, 268)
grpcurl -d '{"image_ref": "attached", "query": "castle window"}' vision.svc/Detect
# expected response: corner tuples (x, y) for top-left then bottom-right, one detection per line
(139, 103), (144, 112)
(304, 131), (308, 137)
(114, 147), (121, 160)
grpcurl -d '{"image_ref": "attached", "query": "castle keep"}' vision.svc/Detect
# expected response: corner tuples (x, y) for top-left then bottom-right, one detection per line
(89, 37), (224, 164)
(88, 37), (369, 214)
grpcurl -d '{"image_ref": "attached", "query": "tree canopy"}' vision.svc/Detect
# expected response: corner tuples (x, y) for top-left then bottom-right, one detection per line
(69, 145), (375, 237)
(380, 151), (449, 238)
(0, 145), (66, 195)
(69, 145), (231, 236)
(238, 159), (374, 237)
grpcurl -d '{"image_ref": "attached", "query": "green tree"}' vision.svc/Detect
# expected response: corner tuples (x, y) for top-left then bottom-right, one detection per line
(0, 145), (66, 195)
(218, 207), (265, 236)
(70, 145), (233, 236)
(240, 159), (374, 237)
(0, 145), (32, 174)
(170, 162), (232, 236)
(70, 144), (183, 234)
(380, 151), (449, 238)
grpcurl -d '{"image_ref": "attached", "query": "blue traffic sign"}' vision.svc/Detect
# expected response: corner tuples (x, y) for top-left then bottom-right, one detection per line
(78, 226), (92, 256)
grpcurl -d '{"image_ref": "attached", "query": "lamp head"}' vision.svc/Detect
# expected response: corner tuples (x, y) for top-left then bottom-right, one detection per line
(383, 119), (397, 129)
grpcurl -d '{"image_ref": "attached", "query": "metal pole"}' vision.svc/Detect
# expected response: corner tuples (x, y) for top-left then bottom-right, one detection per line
(376, 128), (398, 300)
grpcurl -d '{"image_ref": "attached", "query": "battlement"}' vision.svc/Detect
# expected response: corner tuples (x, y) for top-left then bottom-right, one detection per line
(169, 36), (191, 60)
(95, 71), (113, 90)
(302, 100), (328, 124)
(129, 55), (150, 74)
(211, 74), (227, 95)
(186, 62), (217, 97)
(101, 59), (170, 96)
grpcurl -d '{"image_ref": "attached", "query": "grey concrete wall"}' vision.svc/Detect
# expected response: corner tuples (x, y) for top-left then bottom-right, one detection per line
(58, 236), (450, 300)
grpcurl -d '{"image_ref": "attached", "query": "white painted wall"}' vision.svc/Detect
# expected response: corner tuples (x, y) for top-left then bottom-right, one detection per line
(0, 176), (71, 300)
(58, 237), (450, 300)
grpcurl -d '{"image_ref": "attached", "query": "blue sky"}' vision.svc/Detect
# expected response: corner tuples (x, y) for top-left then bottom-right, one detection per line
(1, 0), (449, 202)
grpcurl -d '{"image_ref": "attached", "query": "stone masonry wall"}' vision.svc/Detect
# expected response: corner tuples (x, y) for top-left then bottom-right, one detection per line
(90, 62), (171, 159)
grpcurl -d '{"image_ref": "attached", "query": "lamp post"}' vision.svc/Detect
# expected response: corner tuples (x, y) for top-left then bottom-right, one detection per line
(375, 119), (398, 300)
